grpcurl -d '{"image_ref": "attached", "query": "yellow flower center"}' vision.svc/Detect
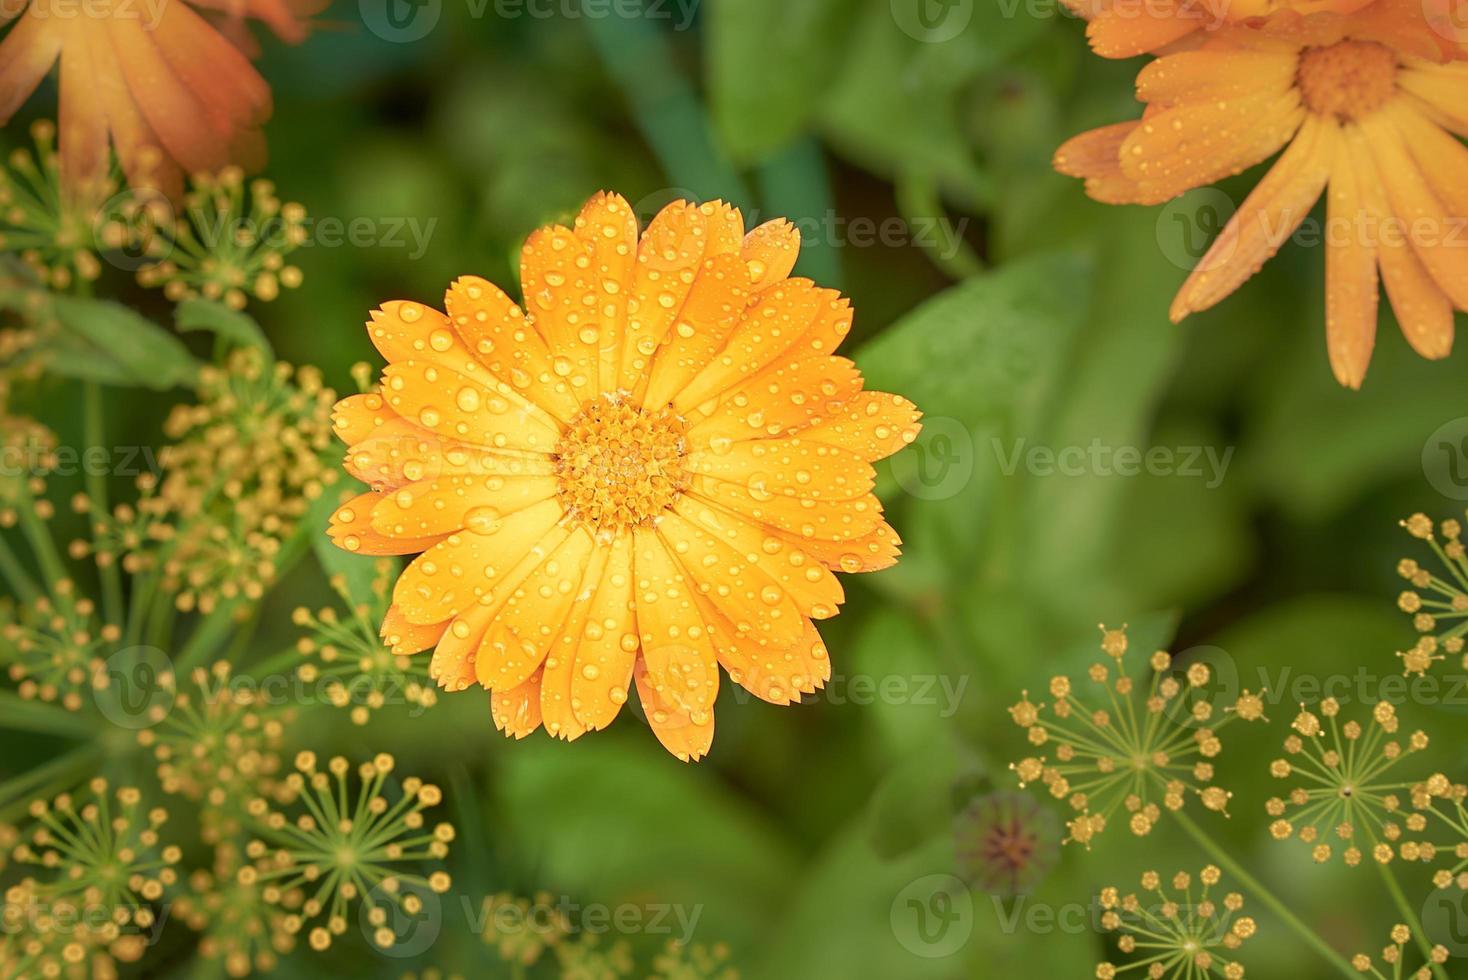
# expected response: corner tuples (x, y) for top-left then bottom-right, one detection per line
(553, 396), (689, 533)
(1297, 41), (1398, 121)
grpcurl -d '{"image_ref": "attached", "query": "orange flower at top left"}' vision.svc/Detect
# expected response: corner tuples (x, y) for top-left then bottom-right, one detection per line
(0, 0), (315, 197)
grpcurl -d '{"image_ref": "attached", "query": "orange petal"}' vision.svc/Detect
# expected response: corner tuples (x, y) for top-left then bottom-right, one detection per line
(686, 476), (885, 544)
(634, 658), (714, 762)
(474, 527), (595, 692)
(571, 191), (640, 394)
(1120, 91), (1305, 202)
(618, 200), (709, 393)
(443, 275), (580, 423)
(787, 520), (904, 574)
(1323, 129), (1379, 389)
(672, 496), (844, 618)
(656, 510), (805, 650)
(1053, 121), (1152, 205)
(742, 219), (802, 291)
(672, 279), (846, 413)
(790, 390), (922, 462)
(391, 498), (563, 624)
(686, 437), (874, 502)
(1087, 2), (1203, 59)
(1399, 62), (1468, 138)
(631, 527), (721, 721)
(641, 251), (752, 410)
(379, 360), (560, 454)
(329, 491), (448, 557)
(380, 606), (448, 656)
(569, 531), (639, 733)
(1171, 113), (1337, 320)
(368, 474), (556, 539)
(1348, 126), (1455, 360)
(687, 356), (863, 446)
(1362, 113), (1468, 310)
(491, 671), (544, 739)
(0, 14), (61, 123)
(520, 224), (600, 405)
(1135, 49), (1297, 104)
(58, 31), (109, 190)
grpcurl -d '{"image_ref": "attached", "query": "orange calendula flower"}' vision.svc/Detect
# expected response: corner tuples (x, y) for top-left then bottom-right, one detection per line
(1056, 6), (1468, 387)
(1065, 0), (1376, 59)
(0, 0), (315, 196)
(328, 193), (922, 761)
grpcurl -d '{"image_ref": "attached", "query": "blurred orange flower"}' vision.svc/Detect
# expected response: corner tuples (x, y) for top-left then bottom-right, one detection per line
(1068, 0), (1462, 60)
(0, 0), (317, 197)
(328, 193), (922, 761)
(1056, 9), (1468, 387)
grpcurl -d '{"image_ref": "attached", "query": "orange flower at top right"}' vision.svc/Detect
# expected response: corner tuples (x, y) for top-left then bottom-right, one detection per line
(1056, 0), (1468, 388)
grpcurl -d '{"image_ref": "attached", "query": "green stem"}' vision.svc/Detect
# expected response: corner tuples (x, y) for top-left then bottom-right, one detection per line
(1377, 859), (1450, 980)
(1174, 810), (1358, 980)
(583, 3), (750, 209)
(14, 485), (67, 588)
(0, 531), (39, 604)
(895, 171), (984, 280)
(0, 691), (95, 737)
(0, 745), (100, 817)
(83, 381), (125, 625)
(176, 604), (241, 672)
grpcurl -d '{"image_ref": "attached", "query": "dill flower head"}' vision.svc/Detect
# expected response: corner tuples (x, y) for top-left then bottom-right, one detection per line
(1398, 773), (1468, 890)
(85, 348), (338, 615)
(7, 779), (180, 933)
(1096, 866), (1255, 980)
(556, 932), (635, 980)
(239, 752), (454, 953)
(137, 662), (289, 827)
(0, 408), (53, 528)
(1055, 9), (1468, 388)
(953, 789), (1061, 895)
(1396, 513), (1468, 674)
(1351, 925), (1451, 979)
(0, 878), (138, 980)
(294, 562), (437, 726)
(1009, 625), (1266, 846)
(649, 939), (738, 980)
(481, 891), (572, 966)
(137, 168), (306, 310)
(176, 842), (298, 978)
(328, 191), (921, 761)
(0, 120), (126, 290)
(0, 578), (119, 710)
(1265, 699), (1428, 865)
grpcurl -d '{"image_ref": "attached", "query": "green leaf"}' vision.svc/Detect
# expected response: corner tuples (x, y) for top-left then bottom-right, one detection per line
(51, 296), (199, 390)
(856, 252), (1092, 586)
(496, 738), (797, 951)
(175, 298), (272, 355)
(706, 0), (855, 162)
